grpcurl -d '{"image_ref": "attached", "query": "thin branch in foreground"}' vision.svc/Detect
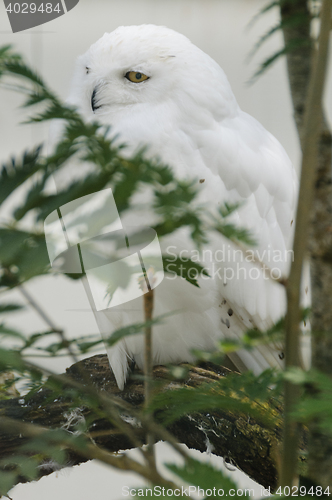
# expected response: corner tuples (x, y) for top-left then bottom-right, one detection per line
(18, 284), (79, 365)
(18, 285), (62, 334)
(0, 415), (180, 493)
(281, 0), (332, 488)
(143, 288), (156, 472)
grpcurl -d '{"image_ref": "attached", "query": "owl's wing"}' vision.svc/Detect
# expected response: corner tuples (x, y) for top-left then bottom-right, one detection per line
(191, 109), (310, 372)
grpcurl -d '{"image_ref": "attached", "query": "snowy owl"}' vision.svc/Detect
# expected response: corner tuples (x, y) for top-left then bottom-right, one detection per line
(60, 24), (309, 390)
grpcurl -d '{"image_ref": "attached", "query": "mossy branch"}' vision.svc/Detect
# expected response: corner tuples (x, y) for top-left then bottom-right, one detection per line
(0, 355), (308, 491)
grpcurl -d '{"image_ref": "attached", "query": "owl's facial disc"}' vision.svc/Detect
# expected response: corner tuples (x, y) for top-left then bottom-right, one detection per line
(91, 86), (102, 113)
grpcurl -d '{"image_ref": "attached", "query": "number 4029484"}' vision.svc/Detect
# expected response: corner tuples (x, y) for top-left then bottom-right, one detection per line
(5, 3), (62, 14)
(275, 485), (330, 496)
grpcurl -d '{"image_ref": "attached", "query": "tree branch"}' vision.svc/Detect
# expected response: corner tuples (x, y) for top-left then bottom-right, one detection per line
(0, 355), (290, 490)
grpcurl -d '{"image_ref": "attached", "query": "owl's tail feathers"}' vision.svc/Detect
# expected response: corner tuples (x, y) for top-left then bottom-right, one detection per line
(226, 329), (311, 376)
(105, 342), (131, 391)
(226, 344), (284, 376)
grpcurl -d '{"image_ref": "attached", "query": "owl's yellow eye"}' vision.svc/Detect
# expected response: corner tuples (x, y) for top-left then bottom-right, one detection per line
(125, 71), (149, 83)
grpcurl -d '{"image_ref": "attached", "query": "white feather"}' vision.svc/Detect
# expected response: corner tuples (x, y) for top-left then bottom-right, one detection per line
(58, 25), (310, 389)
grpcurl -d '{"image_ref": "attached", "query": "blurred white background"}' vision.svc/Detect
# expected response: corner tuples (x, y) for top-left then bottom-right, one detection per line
(0, 0), (331, 499)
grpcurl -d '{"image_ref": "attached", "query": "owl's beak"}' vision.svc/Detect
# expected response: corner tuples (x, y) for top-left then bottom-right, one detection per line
(91, 86), (102, 113)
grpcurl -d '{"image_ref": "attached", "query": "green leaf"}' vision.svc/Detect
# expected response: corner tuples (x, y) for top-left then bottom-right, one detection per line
(162, 255), (209, 288)
(166, 458), (242, 498)
(210, 205), (256, 246)
(248, 23), (283, 61)
(71, 313), (175, 354)
(13, 170), (50, 221)
(0, 470), (17, 497)
(0, 45), (15, 60)
(3, 61), (45, 88)
(0, 146), (42, 205)
(0, 46), (22, 83)
(0, 323), (25, 341)
(14, 170), (111, 222)
(27, 100), (76, 122)
(0, 303), (24, 314)
(103, 313), (174, 348)
(0, 228), (50, 286)
(248, 11), (310, 62)
(248, 2), (280, 27)
(218, 202), (242, 218)
(243, 316), (285, 346)
(250, 38), (311, 82)
(0, 348), (26, 372)
(20, 428), (89, 456)
(150, 368), (281, 427)
(0, 455), (39, 481)
(151, 382), (273, 427)
(285, 369), (332, 436)
(22, 330), (55, 350)
(20, 439), (67, 465)
(214, 222), (256, 246)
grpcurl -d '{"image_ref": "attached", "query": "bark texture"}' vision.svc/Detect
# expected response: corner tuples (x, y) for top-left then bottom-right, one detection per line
(281, 0), (332, 487)
(0, 355), (285, 491)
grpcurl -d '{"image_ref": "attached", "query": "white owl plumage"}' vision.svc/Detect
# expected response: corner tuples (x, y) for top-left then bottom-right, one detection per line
(59, 25), (308, 389)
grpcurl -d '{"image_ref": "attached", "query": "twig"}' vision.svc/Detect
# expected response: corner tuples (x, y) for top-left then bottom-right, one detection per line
(281, 0), (332, 487)
(18, 284), (79, 364)
(144, 289), (154, 409)
(18, 284), (62, 334)
(0, 416), (182, 492)
(143, 288), (156, 471)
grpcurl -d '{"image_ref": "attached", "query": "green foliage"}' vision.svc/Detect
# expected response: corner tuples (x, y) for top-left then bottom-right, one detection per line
(0, 455), (41, 484)
(0, 427), (92, 497)
(248, 14), (307, 61)
(192, 317), (286, 365)
(162, 254), (210, 287)
(284, 368), (332, 437)
(247, 0), (313, 81)
(0, 347), (28, 374)
(0, 146), (42, 206)
(167, 458), (245, 499)
(0, 228), (50, 288)
(0, 45), (21, 79)
(150, 368), (282, 428)
(0, 470), (17, 498)
(0, 303), (24, 314)
(212, 204), (257, 246)
(251, 39), (311, 82)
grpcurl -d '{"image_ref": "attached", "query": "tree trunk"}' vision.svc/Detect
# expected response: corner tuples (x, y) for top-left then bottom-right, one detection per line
(280, 0), (332, 487)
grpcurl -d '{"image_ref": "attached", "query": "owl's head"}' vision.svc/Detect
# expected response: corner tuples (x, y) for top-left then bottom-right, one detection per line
(68, 25), (237, 125)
